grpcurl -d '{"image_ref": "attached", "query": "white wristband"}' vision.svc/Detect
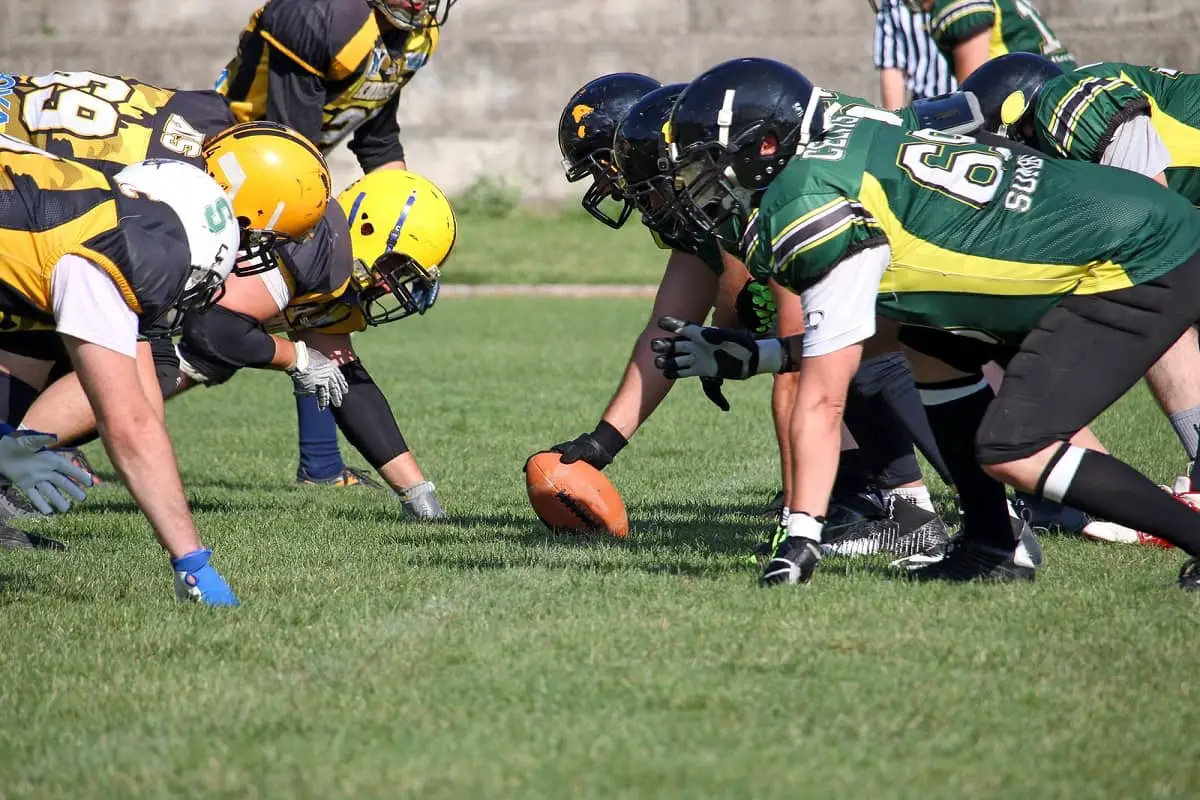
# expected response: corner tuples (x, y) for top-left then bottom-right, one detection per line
(786, 512), (824, 543)
(291, 340), (310, 373)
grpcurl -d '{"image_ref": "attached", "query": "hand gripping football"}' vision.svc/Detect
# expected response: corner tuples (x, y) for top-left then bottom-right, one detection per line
(524, 451), (628, 538)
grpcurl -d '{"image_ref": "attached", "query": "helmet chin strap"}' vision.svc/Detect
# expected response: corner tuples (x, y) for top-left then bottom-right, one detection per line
(795, 84), (823, 154)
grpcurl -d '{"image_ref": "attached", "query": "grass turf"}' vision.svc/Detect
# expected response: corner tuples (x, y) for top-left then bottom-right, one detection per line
(2, 295), (1199, 798)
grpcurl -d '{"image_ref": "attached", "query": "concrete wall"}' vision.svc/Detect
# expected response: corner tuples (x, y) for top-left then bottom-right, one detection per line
(2, 0), (1198, 201)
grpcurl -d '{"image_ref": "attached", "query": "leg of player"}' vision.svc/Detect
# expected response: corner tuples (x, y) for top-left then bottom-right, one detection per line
(294, 330), (443, 518)
(973, 258), (1200, 588)
(1143, 326), (1200, 496)
(549, 249), (719, 469)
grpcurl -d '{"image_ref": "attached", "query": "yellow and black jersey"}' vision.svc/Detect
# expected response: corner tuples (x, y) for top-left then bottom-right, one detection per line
(0, 137), (196, 331)
(0, 71), (235, 176)
(266, 202), (360, 335)
(216, 0), (437, 172)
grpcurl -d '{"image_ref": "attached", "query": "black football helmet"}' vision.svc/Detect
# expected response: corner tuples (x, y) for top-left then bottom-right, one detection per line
(557, 72), (662, 228)
(612, 82), (690, 242)
(959, 53), (1065, 142)
(667, 57), (824, 237)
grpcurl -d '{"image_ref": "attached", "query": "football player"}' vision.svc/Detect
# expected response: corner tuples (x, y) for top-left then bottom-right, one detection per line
(20, 169), (453, 519)
(652, 57), (1200, 590)
(869, 0), (1074, 83)
(961, 54), (1200, 527)
(0, 71), (336, 431)
(217, 0), (451, 488)
(0, 139), (241, 604)
(546, 74), (954, 561)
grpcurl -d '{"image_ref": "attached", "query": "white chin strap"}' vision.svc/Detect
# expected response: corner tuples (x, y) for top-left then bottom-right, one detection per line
(795, 84), (823, 153)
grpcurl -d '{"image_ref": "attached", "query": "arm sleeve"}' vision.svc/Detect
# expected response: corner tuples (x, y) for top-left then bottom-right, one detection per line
(762, 195), (887, 294)
(874, 12), (900, 70)
(50, 254), (138, 358)
(347, 91), (406, 172)
(798, 245), (892, 357)
(1034, 76), (1150, 162)
(928, 0), (994, 48)
(1098, 114), (1173, 178)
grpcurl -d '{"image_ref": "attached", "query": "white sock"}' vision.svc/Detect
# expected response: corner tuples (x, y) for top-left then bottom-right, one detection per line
(779, 506), (791, 526)
(884, 486), (934, 513)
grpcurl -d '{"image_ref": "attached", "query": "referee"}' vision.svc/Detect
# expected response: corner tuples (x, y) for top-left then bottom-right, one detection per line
(873, 0), (955, 108)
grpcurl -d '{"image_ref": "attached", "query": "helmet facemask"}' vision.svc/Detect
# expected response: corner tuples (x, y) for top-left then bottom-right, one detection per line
(351, 251), (441, 326)
(234, 226), (292, 276)
(368, 0), (455, 29)
(562, 149), (635, 229)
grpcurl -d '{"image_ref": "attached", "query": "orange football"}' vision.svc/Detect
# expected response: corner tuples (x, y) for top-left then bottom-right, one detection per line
(524, 451), (628, 538)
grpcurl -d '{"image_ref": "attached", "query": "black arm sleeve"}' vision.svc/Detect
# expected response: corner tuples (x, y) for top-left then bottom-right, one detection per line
(348, 91), (406, 172)
(265, 47), (328, 145)
(330, 360), (410, 468)
(178, 306), (278, 385)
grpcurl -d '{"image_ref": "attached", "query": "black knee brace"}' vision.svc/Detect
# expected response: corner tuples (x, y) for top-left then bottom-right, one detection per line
(330, 360), (410, 469)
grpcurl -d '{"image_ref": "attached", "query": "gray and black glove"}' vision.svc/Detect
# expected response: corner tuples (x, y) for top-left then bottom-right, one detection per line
(651, 316), (791, 380)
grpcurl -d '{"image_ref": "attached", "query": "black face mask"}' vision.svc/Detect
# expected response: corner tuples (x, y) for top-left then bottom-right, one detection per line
(351, 252), (441, 326)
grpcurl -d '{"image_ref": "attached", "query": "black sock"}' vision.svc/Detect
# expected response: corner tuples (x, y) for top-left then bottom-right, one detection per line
(920, 376), (1016, 549)
(1050, 448), (1200, 557)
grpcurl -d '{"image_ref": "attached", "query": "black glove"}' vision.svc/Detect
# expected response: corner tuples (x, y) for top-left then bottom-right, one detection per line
(700, 377), (730, 412)
(549, 420), (628, 471)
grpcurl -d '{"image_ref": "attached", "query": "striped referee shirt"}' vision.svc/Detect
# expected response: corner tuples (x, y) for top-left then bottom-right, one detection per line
(873, 4), (957, 100)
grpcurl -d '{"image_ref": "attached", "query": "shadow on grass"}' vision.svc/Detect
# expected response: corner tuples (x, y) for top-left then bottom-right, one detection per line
(0, 569), (93, 604)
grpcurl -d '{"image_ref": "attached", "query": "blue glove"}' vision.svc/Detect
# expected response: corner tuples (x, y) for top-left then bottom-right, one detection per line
(172, 549), (239, 607)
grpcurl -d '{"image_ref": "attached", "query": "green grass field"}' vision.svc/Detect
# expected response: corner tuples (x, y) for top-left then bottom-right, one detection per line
(3, 218), (1200, 798)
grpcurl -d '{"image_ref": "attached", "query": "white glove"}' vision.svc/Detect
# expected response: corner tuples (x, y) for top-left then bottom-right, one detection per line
(650, 316), (790, 379)
(286, 341), (349, 411)
(0, 428), (93, 514)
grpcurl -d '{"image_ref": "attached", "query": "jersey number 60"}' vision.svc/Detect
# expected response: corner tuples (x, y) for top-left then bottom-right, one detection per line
(897, 130), (1006, 209)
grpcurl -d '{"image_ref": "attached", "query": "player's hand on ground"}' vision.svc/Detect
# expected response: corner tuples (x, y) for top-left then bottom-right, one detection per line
(287, 341), (349, 411)
(549, 421), (628, 471)
(172, 548), (239, 607)
(652, 316), (774, 380)
(0, 427), (93, 515)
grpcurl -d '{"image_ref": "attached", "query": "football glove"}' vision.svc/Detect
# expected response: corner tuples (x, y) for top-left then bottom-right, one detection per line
(550, 421), (628, 471)
(651, 316), (791, 380)
(397, 480), (445, 519)
(171, 548), (239, 607)
(287, 340), (349, 411)
(0, 426), (93, 515)
(700, 377), (730, 412)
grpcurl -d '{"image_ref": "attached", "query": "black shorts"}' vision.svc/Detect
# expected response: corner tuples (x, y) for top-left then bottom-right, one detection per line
(975, 250), (1200, 464)
(896, 325), (1016, 373)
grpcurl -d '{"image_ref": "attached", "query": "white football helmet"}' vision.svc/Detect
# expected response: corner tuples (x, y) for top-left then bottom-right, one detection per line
(112, 159), (240, 315)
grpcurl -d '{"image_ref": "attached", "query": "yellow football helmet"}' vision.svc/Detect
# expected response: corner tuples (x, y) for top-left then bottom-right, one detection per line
(202, 121), (332, 275)
(337, 169), (457, 326)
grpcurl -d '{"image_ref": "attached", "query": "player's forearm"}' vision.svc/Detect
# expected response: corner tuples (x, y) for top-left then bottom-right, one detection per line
(135, 340), (166, 421)
(96, 406), (200, 558)
(879, 68), (907, 111)
(600, 326), (677, 439)
(271, 335), (299, 369)
(952, 31), (991, 83)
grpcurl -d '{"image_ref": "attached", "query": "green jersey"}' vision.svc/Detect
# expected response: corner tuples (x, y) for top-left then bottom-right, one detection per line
(928, 0), (1075, 69)
(743, 109), (1200, 346)
(1033, 62), (1200, 203)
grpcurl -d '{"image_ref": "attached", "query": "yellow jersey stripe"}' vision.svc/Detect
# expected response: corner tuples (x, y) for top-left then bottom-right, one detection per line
(260, 30), (323, 77)
(331, 17), (382, 81)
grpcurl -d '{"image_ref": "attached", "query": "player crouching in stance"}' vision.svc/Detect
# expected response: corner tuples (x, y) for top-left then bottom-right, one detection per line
(0, 138), (241, 603)
(171, 169), (453, 517)
(545, 73), (952, 561)
(652, 57), (1200, 590)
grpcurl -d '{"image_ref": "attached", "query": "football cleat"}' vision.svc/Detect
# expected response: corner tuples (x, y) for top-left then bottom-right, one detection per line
(0, 484), (41, 520)
(822, 497), (950, 559)
(0, 524), (66, 550)
(1081, 519), (1173, 549)
(760, 536), (822, 587)
(296, 466), (385, 489)
(1179, 559), (1200, 591)
(59, 447), (102, 485)
(1011, 491), (1086, 533)
(751, 518), (790, 567)
(904, 519), (1039, 583)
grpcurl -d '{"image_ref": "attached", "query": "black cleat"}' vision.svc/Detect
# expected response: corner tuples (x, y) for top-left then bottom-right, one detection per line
(760, 537), (822, 587)
(822, 497), (950, 559)
(1179, 559), (1200, 591)
(0, 525), (66, 550)
(905, 533), (1037, 583)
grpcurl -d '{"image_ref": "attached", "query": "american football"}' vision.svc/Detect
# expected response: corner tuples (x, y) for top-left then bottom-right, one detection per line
(525, 451), (629, 538)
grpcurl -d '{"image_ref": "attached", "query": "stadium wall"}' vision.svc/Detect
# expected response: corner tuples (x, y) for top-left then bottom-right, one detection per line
(3, 0), (1198, 201)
